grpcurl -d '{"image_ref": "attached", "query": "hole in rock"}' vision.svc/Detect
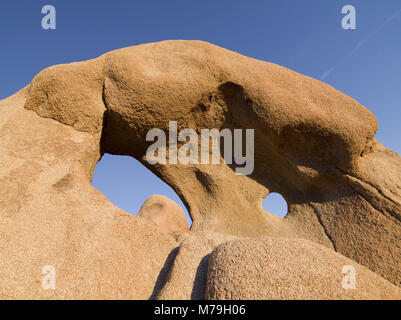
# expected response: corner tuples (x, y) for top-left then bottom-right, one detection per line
(92, 154), (192, 226)
(262, 192), (288, 218)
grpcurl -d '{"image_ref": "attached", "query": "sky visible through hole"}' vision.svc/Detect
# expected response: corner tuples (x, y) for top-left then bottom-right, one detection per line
(92, 155), (289, 225)
(92, 154), (193, 226)
(263, 193), (288, 218)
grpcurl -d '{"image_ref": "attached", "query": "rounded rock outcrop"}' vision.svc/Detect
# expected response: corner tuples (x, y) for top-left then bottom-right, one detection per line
(137, 195), (189, 233)
(206, 238), (401, 300)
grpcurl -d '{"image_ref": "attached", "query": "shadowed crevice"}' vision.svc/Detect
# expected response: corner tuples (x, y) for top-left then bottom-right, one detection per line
(149, 246), (180, 300)
(310, 203), (337, 251)
(191, 254), (211, 300)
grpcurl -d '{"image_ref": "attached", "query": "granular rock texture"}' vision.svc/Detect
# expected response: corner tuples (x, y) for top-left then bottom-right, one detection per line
(0, 89), (179, 299)
(137, 195), (189, 233)
(155, 231), (237, 300)
(206, 238), (401, 300)
(0, 40), (400, 299)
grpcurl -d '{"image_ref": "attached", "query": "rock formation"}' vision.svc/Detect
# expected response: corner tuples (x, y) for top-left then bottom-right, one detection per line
(0, 40), (400, 299)
(206, 238), (401, 300)
(137, 194), (189, 233)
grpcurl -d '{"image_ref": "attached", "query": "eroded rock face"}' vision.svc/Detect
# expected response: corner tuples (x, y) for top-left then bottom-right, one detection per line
(155, 231), (237, 300)
(0, 89), (179, 299)
(206, 238), (401, 300)
(137, 195), (189, 233)
(0, 40), (400, 299)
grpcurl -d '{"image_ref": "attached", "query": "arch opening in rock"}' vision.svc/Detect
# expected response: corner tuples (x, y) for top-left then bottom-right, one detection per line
(91, 153), (192, 226)
(262, 192), (288, 218)
(7, 40), (398, 288)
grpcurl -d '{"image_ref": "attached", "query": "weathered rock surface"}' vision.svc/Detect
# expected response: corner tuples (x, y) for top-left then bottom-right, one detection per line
(0, 89), (179, 299)
(155, 231), (236, 300)
(206, 238), (401, 300)
(137, 195), (189, 233)
(0, 40), (400, 299)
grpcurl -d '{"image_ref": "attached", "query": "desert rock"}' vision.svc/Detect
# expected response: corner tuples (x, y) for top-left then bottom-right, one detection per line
(155, 231), (236, 300)
(137, 195), (189, 233)
(0, 40), (400, 298)
(206, 238), (401, 300)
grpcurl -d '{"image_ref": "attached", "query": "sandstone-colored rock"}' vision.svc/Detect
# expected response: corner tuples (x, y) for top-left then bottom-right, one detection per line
(137, 195), (189, 233)
(0, 40), (400, 299)
(155, 231), (236, 300)
(0, 89), (178, 299)
(206, 238), (401, 300)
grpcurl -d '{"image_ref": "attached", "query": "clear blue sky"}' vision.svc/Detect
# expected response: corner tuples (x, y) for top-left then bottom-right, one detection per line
(1, 1), (400, 224)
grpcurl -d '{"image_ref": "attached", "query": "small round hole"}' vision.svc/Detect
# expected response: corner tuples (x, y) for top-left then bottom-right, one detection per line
(262, 192), (288, 218)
